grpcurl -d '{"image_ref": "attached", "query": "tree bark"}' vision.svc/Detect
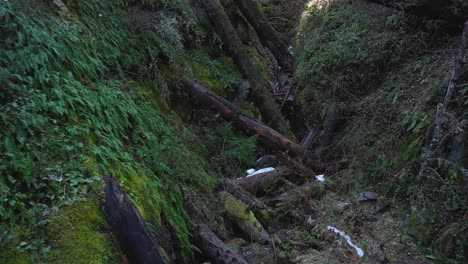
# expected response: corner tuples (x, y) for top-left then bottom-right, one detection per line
(233, 0), (292, 70)
(215, 178), (265, 208)
(196, 0), (290, 135)
(194, 225), (248, 264)
(235, 166), (289, 195)
(104, 175), (167, 264)
(182, 77), (302, 155)
(184, 197), (248, 264)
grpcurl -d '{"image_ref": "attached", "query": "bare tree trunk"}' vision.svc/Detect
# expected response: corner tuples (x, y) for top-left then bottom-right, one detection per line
(182, 77), (303, 155)
(234, 0), (292, 70)
(196, 0), (290, 135)
(418, 21), (468, 181)
(104, 175), (167, 264)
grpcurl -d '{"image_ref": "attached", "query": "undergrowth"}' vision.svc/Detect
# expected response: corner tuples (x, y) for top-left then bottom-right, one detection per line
(296, 1), (467, 262)
(0, 0), (234, 262)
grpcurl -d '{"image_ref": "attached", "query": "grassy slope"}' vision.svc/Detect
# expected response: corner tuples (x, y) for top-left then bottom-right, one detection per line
(0, 0), (260, 262)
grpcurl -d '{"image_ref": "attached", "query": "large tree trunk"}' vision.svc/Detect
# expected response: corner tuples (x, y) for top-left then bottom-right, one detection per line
(233, 0), (292, 70)
(104, 175), (167, 264)
(196, 0), (290, 135)
(182, 77), (303, 155)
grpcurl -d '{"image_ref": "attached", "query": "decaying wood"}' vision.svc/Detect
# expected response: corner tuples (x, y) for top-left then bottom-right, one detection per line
(182, 77), (302, 155)
(184, 197), (248, 264)
(234, 0), (292, 70)
(219, 191), (271, 243)
(235, 166), (290, 195)
(197, 0), (290, 134)
(194, 224), (248, 264)
(417, 21), (468, 181)
(104, 175), (167, 264)
(215, 178), (265, 209)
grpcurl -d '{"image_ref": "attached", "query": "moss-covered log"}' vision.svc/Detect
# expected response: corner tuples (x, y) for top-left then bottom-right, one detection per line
(196, 0), (290, 134)
(215, 178), (265, 208)
(104, 175), (167, 264)
(185, 197), (248, 264)
(182, 77), (303, 155)
(233, 0), (292, 70)
(219, 192), (271, 243)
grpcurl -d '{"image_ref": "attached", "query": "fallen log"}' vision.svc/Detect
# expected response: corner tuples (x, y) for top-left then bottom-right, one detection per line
(184, 197), (248, 264)
(196, 0), (290, 134)
(215, 178), (265, 209)
(235, 166), (290, 195)
(182, 77), (302, 155)
(219, 191), (271, 243)
(104, 175), (167, 264)
(195, 224), (248, 264)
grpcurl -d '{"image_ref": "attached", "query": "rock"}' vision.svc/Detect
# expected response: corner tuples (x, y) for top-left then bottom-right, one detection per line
(354, 192), (389, 213)
(239, 244), (275, 264)
(239, 80), (251, 99)
(52, 0), (71, 16)
(354, 192), (378, 202)
(332, 201), (351, 214)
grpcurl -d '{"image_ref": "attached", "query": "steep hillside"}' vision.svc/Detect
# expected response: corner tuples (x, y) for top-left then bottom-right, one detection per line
(0, 0), (466, 263)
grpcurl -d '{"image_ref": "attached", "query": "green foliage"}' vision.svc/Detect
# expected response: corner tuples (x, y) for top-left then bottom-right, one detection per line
(295, 2), (406, 117)
(188, 49), (241, 92)
(202, 122), (258, 177)
(0, 0), (214, 261)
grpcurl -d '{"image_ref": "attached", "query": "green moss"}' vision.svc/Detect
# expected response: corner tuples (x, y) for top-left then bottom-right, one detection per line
(47, 184), (121, 264)
(220, 191), (256, 221)
(0, 250), (32, 264)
